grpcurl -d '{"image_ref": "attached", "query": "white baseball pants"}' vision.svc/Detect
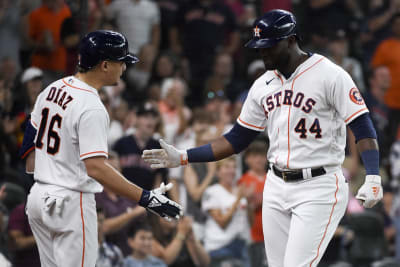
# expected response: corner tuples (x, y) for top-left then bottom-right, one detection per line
(262, 167), (349, 267)
(26, 182), (98, 267)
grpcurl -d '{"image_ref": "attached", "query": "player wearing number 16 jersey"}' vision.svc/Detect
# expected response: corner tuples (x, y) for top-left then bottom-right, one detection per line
(21, 30), (182, 267)
(142, 10), (383, 267)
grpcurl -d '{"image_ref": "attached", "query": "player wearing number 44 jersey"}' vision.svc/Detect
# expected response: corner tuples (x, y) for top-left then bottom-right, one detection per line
(143, 9), (383, 267)
(20, 30), (182, 267)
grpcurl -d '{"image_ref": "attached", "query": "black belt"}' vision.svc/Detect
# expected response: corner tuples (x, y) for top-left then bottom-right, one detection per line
(270, 165), (326, 182)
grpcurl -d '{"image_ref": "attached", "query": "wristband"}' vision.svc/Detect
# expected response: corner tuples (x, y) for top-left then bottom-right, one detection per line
(187, 144), (215, 162)
(361, 150), (379, 175)
(138, 189), (150, 207)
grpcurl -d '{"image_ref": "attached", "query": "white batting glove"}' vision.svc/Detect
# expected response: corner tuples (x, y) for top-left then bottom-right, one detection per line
(142, 139), (188, 169)
(356, 175), (383, 208)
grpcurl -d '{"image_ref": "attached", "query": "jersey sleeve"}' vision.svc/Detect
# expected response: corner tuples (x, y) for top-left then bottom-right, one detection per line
(78, 109), (109, 160)
(329, 69), (369, 125)
(237, 86), (267, 132)
(30, 92), (44, 130)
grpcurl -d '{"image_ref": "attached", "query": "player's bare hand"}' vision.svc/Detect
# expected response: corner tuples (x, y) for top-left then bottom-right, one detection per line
(138, 182), (183, 221)
(356, 175), (383, 208)
(142, 139), (188, 168)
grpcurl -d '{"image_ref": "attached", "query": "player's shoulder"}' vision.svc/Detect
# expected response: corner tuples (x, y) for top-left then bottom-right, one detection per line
(248, 71), (275, 95)
(313, 53), (348, 76)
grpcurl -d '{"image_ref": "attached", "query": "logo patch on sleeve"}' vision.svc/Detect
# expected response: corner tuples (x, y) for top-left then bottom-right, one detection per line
(349, 87), (364, 105)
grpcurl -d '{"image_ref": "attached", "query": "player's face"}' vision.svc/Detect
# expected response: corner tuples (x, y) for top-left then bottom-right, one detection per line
(105, 61), (126, 86)
(128, 230), (153, 256)
(258, 39), (290, 71)
(245, 153), (267, 173)
(136, 114), (159, 137)
(217, 160), (237, 185)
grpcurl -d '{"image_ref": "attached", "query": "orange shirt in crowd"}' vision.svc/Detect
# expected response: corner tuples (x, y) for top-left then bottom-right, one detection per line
(238, 171), (266, 243)
(29, 4), (71, 72)
(371, 38), (400, 109)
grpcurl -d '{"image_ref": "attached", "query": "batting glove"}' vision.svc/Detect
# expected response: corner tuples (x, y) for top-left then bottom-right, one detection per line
(356, 175), (383, 208)
(142, 139), (188, 169)
(139, 182), (183, 220)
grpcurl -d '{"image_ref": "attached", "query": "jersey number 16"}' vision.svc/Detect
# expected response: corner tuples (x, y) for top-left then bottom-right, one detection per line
(36, 108), (62, 155)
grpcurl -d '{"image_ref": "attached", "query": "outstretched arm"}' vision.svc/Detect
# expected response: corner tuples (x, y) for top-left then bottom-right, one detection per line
(84, 157), (182, 220)
(348, 113), (382, 208)
(143, 123), (259, 168)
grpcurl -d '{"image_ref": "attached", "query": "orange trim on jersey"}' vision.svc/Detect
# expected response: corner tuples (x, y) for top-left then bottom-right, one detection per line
(21, 146), (35, 159)
(31, 120), (38, 128)
(274, 70), (284, 85)
(286, 57), (325, 168)
(80, 193), (85, 267)
(309, 174), (339, 267)
(80, 151), (108, 157)
(344, 108), (368, 123)
(62, 79), (97, 95)
(238, 117), (266, 130)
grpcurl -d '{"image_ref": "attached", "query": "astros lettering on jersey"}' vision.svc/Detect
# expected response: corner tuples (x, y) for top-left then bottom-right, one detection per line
(238, 54), (368, 169)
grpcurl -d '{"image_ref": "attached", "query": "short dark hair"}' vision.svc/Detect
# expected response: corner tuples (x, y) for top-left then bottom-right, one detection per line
(128, 221), (152, 238)
(245, 140), (268, 157)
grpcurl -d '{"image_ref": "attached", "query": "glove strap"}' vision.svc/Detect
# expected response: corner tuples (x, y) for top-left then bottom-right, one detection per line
(365, 175), (381, 184)
(180, 152), (188, 165)
(138, 189), (150, 207)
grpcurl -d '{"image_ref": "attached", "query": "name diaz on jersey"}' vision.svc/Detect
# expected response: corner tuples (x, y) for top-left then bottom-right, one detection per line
(45, 86), (74, 110)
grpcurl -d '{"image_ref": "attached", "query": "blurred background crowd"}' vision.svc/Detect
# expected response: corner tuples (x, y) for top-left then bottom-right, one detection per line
(1, 0), (400, 266)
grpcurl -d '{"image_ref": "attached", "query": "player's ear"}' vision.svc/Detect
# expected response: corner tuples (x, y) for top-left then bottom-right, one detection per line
(99, 60), (108, 72)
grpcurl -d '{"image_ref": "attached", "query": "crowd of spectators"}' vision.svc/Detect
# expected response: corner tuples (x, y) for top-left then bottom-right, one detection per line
(1, 0), (400, 266)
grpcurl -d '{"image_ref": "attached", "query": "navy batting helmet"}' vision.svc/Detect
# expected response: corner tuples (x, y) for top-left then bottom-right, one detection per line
(245, 9), (298, 49)
(78, 30), (139, 70)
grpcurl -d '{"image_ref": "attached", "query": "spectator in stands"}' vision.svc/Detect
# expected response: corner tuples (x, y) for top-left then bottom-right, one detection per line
(0, 0), (21, 71)
(201, 156), (251, 267)
(0, 185), (10, 266)
(158, 78), (191, 145)
(232, 59), (266, 121)
(12, 67), (44, 120)
(27, 0), (71, 84)
(149, 214), (210, 267)
(166, 108), (215, 205)
(238, 141), (268, 267)
(204, 52), (246, 102)
(7, 202), (40, 267)
(150, 52), (180, 85)
(96, 207), (124, 267)
(182, 117), (217, 241)
(106, 0), (160, 54)
(125, 44), (157, 102)
(153, 0), (186, 51)
(371, 13), (400, 163)
(96, 153), (146, 255)
(360, 0), (400, 64)
(125, 222), (166, 267)
(170, 0), (240, 105)
(113, 102), (167, 190)
(364, 66), (391, 159)
(327, 29), (366, 92)
(380, 184), (397, 256)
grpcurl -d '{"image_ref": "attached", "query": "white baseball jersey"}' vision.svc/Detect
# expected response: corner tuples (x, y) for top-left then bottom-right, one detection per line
(31, 76), (109, 193)
(238, 53), (368, 169)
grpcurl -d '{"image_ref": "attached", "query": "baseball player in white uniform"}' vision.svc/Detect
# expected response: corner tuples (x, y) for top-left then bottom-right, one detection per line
(20, 30), (182, 267)
(142, 10), (383, 267)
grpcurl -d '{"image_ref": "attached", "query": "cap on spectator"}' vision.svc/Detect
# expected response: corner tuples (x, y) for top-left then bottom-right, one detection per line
(21, 67), (43, 83)
(248, 60), (265, 76)
(136, 102), (159, 117)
